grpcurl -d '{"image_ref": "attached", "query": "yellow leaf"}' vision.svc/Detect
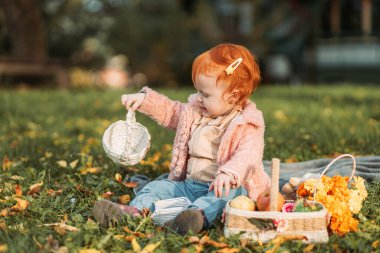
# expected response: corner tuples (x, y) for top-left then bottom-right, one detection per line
(141, 241), (162, 253)
(216, 248), (240, 253)
(28, 182), (43, 195)
(118, 194), (131, 205)
(123, 182), (139, 188)
(15, 184), (23, 196)
(79, 249), (102, 253)
(70, 159), (79, 168)
(373, 240), (379, 249)
(41, 222), (79, 232)
(0, 208), (9, 217)
(0, 220), (6, 231)
(80, 167), (102, 175)
(303, 244), (315, 253)
(115, 173), (123, 183)
(0, 244), (8, 253)
(131, 238), (141, 252)
(2, 155), (13, 171)
(10, 175), (24, 181)
(113, 235), (124, 240)
(57, 160), (67, 168)
(10, 198), (29, 211)
(45, 152), (53, 158)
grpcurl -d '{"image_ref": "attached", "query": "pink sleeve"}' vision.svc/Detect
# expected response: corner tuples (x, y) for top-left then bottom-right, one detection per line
(217, 125), (265, 187)
(137, 87), (185, 130)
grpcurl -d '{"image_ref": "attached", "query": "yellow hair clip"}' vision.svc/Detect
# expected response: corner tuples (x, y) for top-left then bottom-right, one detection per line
(225, 58), (243, 75)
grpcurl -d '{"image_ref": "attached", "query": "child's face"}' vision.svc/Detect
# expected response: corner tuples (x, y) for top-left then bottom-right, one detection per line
(194, 74), (235, 118)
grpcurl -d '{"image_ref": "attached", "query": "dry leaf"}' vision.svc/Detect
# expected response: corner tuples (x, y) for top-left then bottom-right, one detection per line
(118, 194), (131, 204)
(46, 188), (63, 196)
(115, 173), (123, 183)
(41, 222), (79, 232)
(124, 235), (135, 242)
(123, 182), (138, 188)
(28, 182), (43, 195)
(303, 244), (315, 253)
(15, 184), (22, 196)
(123, 227), (145, 238)
(10, 198), (29, 211)
(80, 167), (102, 175)
(45, 152), (53, 158)
(70, 159), (79, 168)
(54, 225), (67, 236)
(79, 249), (102, 253)
(141, 240), (162, 253)
(113, 235), (124, 240)
(57, 160), (67, 168)
(216, 248), (240, 253)
(188, 236), (200, 243)
(372, 240), (379, 249)
(0, 220), (6, 231)
(0, 208), (9, 217)
(2, 155), (12, 171)
(10, 175), (24, 181)
(0, 244), (8, 253)
(199, 235), (228, 248)
(101, 191), (114, 199)
(194, 244), (204, 253)
(131, 238), (141, 252)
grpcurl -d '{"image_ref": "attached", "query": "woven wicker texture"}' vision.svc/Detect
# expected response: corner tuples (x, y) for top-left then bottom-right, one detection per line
(102, 110), (151, 166)
(224, 157), (331, 243)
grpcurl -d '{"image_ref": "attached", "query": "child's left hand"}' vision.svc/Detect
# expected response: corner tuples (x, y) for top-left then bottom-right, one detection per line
(209, 173), (236, 198)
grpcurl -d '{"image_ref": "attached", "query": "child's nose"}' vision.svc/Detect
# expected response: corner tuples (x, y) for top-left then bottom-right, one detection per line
(197, 95), (202, 102)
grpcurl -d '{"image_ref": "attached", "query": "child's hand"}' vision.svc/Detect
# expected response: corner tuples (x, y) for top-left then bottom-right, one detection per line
(209, 173), (236, 198)
(121, 93), (146, 111)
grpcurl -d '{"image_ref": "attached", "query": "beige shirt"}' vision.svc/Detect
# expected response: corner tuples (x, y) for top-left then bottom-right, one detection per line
(186, 107), (241, 182)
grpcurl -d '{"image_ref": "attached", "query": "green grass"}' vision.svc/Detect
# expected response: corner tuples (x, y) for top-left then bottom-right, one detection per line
(0, 85), (379, 252)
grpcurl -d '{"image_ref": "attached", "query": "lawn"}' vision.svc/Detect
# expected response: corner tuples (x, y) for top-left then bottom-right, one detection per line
(0, 84), (379, 253)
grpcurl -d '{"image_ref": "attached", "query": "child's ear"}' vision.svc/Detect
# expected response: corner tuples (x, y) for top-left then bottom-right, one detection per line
(228, 89), (240, 104)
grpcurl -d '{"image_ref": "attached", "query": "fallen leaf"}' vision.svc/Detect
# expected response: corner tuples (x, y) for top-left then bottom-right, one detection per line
(123, 227), (145, 238)
(15, 184), (22, 196)
(194, 244), (204, 253)
(10, 198), (29, 211)
(46, 189), (63, 196)
(0, 244), (8, 253)
(41, 222), (79, 232)
(216, 248), (240, 253)
(188, 236), (200, 243)
(10, 175), (24, 181)
(0, 208), (9, 217)
(0, 220), (6, 231)
(372, 240), (379, 249)
(123, 182), (138, 188)
(101, 191), (114, 199)
(45, 152), (53, 158)
(80, 167), (102, 175)
(131, 238), (141, 252)
(113, 235), (124, 240)
(141, 240), (162, 253)
(2, 155), (13, 171)
(199, 235), (228, 248)
(115, 173), (123, 183)
(28, 182), (43, 195)
(303, 243), (315, 253)
(54, 225), (67, 236)
(57, 160), (67, 168)
(118, 194), (131, 204)
(70, 159), (79, 168)
(79, 249), (102, 253)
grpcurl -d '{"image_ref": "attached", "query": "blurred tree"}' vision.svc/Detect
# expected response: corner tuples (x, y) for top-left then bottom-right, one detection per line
(0, 0), (47, 63)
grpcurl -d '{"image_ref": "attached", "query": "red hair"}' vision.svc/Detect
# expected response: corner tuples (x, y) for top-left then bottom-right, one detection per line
(191, 43), (261, 105)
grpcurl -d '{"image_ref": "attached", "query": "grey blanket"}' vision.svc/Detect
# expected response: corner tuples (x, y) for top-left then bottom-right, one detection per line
(130, 156), (380, 194)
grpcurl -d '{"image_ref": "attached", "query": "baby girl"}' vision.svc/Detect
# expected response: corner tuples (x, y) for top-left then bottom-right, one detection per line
(93, 43), (270, 235)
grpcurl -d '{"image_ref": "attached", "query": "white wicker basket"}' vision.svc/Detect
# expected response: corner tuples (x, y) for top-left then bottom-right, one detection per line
(102, 110), (151, 166)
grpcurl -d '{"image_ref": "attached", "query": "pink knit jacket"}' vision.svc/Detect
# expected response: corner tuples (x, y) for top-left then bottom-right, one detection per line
(138, 87), (270, 200)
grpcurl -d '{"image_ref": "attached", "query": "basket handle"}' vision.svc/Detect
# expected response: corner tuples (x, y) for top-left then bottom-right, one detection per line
(269, 158), (280, 211)
(312, 154), (356, 201)
(124, 110), (136, 154)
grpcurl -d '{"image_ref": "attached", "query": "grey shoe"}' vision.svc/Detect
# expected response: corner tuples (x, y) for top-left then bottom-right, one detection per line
(92, 199), (139, 227)
(165, 209), (204, 235)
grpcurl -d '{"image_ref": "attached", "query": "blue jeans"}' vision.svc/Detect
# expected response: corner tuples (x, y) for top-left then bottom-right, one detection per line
(129, 179), (246, 226)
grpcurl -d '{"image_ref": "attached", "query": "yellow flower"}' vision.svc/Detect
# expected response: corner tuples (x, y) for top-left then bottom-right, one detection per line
(351, 176), (368, 201)
(349, 190), (363, 214)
